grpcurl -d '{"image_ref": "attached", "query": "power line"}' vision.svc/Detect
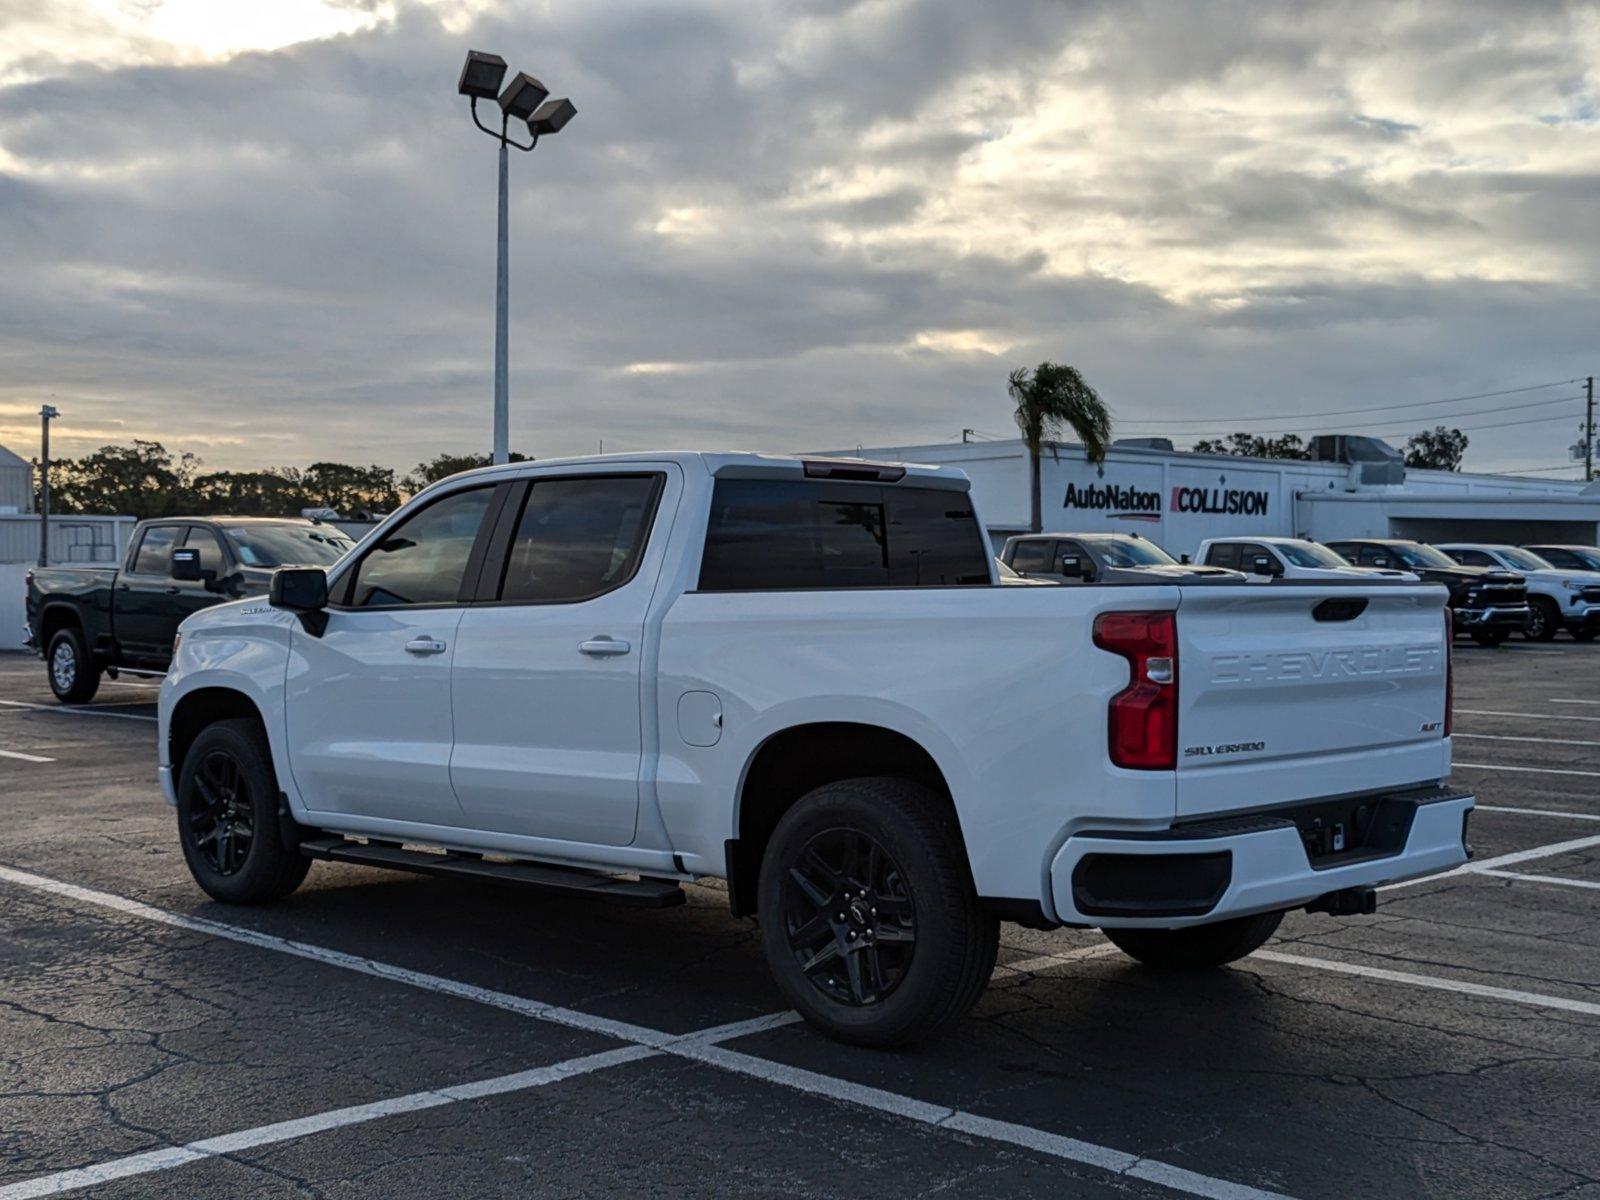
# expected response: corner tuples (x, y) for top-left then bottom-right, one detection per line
(1155, 393), (1586, 441)
(1119, 377), (1582, 428)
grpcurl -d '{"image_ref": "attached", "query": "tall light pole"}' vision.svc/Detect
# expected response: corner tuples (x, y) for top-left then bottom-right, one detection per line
(457, 51), (577, 464)
(38, 404), (58, 568)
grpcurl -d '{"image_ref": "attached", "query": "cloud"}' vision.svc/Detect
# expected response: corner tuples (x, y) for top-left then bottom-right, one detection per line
(0, 0), (1595, 477)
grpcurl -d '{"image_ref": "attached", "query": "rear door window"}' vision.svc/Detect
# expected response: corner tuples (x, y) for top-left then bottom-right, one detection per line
(1009, 540), (1051, 573)
(699, 479), (991, 591)
(1206, 543), (1240, 569)
(493, 475), (662, 603)
(131, 526), (181, 575)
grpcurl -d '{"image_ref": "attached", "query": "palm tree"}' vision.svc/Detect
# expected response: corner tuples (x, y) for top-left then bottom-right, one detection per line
(1008, 362), (1112, 533)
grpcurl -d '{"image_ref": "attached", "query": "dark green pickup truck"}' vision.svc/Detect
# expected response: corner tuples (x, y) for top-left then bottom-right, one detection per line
(24, 516), (354, 702)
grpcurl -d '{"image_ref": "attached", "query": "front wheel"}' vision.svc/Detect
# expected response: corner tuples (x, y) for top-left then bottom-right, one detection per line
(46, 627), (101, 704)
(1524, 598), (1559, 642)
(757, 777), (998, 1048)
(177, 719), (310, 904)
(1471, 629), (1509, 647)
(1102, 910), (1283, 969)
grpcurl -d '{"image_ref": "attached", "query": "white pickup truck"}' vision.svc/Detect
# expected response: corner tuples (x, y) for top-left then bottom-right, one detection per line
(159, 452), (1472, 1046)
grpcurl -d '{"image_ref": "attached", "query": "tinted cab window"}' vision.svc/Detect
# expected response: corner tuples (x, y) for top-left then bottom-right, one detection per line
(1448, 549), (1497, 568)
(1206, 543), (1240, 569)
(1008, 540), (1053, 573)
(346, 487), (495, 607)
(494, 475), (661, 603)
(131, 526), (182, 575)
(699, 479), (991, 591)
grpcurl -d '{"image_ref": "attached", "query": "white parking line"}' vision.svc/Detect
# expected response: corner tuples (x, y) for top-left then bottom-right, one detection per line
(0, 700), (157, 723)
(1478, 804), (1600, 823)
(1454, 761), (1600, 779)
(0, 748), (55, 763)
(0, 865), (1296, 1200)
(1380, 832), (1600, 893)
(1458, 708), (1600, 723)
(1551, 698), (1600, 706)
(1454, 732), (1600, 747)
(1252, 951), (1600, 1019)
(1475, 869), (1600, 893)
(0, 1045), (657, 1200)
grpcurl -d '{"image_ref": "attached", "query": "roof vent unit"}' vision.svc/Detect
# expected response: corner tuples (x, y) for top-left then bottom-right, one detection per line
(1311, 434), (1405, 488)
(1112, 437), (1175, 452)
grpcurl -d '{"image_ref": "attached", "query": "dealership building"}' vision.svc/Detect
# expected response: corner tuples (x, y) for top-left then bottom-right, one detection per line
(833, 436), (1600, 559)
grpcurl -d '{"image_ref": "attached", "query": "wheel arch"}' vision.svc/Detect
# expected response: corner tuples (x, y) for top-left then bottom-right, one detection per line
(37, 602), (85, 651)
(168, 687), (269, 782)
(726, 721), (963, 918)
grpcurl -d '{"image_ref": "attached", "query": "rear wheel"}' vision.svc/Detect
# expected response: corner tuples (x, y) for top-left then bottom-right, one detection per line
(46, 627), (100, 704)
(1471, 629), (1509, 647)
(1524, 597), (1560, 642)
(177, 719), (309, 904)
(758, 777), (998, 1047)
(1102, 910), (1283, 969)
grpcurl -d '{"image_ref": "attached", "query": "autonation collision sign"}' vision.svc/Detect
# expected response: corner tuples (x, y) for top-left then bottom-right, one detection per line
(1054, 460), (1284, 554)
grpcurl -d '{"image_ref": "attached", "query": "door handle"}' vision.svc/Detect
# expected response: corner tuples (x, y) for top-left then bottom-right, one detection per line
(405, 637), (448, 656)
(580, 637), (631, 657)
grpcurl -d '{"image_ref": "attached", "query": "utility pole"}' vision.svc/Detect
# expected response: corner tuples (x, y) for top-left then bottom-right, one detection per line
(38, 405), (58, 568)
(1586, 375), (1595, 482)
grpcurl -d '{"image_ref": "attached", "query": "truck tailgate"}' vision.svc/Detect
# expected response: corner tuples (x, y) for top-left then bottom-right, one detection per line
(1173, 583), (1451, 817)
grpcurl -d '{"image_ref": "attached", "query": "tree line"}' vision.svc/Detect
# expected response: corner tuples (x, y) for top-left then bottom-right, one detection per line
(35, 441), (530, 520)
(1192, 426), (1469, 471)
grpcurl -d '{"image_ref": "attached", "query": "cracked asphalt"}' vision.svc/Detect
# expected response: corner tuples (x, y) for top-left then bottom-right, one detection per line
(1, 640), (1597, 1199)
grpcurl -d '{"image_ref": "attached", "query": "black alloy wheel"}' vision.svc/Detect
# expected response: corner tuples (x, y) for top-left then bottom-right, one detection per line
(187, 749), (256, 876)
(782, 827), (916, 1007)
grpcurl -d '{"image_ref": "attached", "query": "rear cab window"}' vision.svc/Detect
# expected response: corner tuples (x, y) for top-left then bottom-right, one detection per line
(698, 479), (992, 591)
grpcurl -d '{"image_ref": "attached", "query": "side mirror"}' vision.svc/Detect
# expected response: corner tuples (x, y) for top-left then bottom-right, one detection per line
(1372, 556), (1390, 568)
(1180, 553), (1192, 565)
(1250, 555), (1279, 577)
(171, 547), (215, 585)
(270, 567), (328, 611)
(1058, 555), (1089, 580)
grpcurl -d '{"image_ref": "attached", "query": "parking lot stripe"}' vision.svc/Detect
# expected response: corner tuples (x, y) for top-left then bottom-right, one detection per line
(0, 1045), (658, 1200)
(1252, 951), (1600, 1018)
(1454, 761), (1600, 779)
(0, 748), (55, 763)
(1383, 832), (1600, 892)
(0, 865), (1303, 1200)
(1453, 732), (1600, 747)
(0, 700), (156, 723)
(1458, 708), (1600, 723)
(1551, 698), (1600, 705)
(1477, 804), (1600, 823)
(1475, 869), (1600, 892)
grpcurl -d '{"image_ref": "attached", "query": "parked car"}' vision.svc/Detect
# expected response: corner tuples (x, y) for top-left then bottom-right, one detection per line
(26, 517), (354, 702)
(1435, 543), (1600, 642)
(159, 452), (1470, 1047)
(1001, 532), (1244, 584)
(1197, 536), (1417, 581)
(1523, 544), (1600, 574)
(1323, 538), (1529, 646)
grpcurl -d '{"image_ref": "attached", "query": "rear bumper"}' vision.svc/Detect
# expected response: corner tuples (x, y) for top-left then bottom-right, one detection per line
(1454, 604), (1528, 629)
(1048, 785), (1473, 928)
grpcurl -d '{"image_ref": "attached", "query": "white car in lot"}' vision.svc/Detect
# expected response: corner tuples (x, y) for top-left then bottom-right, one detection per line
(1197, 536), (1418, 581)
(159, 452), (1472, 1046)
(1436, 543), (1600, 642)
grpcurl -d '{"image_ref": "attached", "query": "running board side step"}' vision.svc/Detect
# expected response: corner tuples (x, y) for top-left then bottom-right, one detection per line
(298, 837), (686, 908)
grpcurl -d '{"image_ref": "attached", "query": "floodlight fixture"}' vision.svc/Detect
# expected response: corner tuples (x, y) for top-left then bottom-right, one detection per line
(457, 50), (507, 100)
(497, 72), (549, 120)
(456, 51), (576, 465)
(527, 98), (576, 137)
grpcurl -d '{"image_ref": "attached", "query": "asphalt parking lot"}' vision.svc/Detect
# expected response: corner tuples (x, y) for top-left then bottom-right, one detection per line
(2, 642), (1598, 1200)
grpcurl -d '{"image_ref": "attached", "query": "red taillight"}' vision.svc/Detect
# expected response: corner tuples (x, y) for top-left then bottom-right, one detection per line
(1094, 610), (1178, 770)
(1443, 607), (1453, 737)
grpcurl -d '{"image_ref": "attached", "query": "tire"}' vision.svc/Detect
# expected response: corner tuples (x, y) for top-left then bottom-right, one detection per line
(46, 626), (101, 704)
(1471, 629), (1508, 647)
(1573, 628), (1598, 643)
(176, 718), (310, 905)
(757, 777), (999, 1048)
(1102, 910), (1283, 970)
(1524, 597), (1559, 642)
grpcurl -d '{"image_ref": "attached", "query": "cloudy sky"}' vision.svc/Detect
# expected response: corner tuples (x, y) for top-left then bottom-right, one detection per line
(0, 0), (1596, 477)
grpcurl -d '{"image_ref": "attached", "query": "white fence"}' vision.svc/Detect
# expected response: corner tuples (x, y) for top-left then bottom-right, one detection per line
(0, 514), (136, 651)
